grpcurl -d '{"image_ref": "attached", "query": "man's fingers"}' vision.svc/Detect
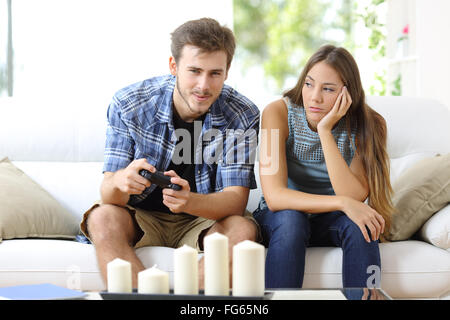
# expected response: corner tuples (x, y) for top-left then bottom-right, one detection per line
(163, 194), (178, 204)
(130, 180), (147, 192)
(124, 183), (145, 195)
(170, 176), (189, 188)
(135, 174), (151, 187)
(133, 158), (155, 171)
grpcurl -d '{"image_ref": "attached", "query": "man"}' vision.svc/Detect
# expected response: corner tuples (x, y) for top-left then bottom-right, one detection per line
(80, 18), (260, 288)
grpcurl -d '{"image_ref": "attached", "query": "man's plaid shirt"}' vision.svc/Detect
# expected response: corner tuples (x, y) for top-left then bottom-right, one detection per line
(103, 74), (260, 206)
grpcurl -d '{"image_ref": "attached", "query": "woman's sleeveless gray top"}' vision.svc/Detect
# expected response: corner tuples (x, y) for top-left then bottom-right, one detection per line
(258, 97), (357, 211)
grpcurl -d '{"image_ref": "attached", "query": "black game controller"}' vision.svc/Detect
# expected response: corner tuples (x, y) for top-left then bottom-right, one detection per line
(139, 169), (182, 191)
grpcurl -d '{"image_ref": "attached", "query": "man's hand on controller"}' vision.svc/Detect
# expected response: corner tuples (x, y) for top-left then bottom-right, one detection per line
(113, 158), (155, 195)
(161, 170), (191, 214)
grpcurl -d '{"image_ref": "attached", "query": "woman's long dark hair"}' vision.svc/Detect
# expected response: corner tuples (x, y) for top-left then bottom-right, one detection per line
(284, 44), (394, 231)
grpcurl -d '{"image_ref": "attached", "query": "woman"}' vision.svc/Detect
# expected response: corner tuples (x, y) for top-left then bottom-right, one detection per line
(254, 45), (394, 288)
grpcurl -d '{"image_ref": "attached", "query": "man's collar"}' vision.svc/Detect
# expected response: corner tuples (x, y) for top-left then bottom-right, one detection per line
(152, 75), (176, 125)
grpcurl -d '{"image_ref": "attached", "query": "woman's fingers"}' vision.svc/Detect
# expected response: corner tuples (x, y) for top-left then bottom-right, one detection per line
(376, 213), (386, 235)
(346, 87), (353, 105)
(340, 86), (352, 115)
(358, 223), (371, 243)
(340, 88), (347, 113)
(365, 211), (385, 241)
(331, 91), (344, 115)
(359, 213), (382, 242)
(366, 220), (379, 242)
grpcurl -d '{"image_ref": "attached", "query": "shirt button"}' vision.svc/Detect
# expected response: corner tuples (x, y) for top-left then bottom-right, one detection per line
(197, 170), (200, 174)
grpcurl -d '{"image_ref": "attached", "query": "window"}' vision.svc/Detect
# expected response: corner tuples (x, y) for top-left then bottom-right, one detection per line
(232, 0), (389, 108)
(0, 0), (12, 97)
(1, 0), (233, 101)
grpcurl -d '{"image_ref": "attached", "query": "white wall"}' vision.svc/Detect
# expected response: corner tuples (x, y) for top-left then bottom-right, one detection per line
(387, 0), (450, 109)
(11, 0), (233, 107)
(415, 0), (450, 109)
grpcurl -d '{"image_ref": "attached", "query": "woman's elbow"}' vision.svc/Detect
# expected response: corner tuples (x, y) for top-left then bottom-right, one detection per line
(264, 194), (281, 212)
(261, 182), (286, 212)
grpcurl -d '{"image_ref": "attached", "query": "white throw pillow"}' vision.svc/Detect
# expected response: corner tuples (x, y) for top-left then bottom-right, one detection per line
(419, 205), (450, 250)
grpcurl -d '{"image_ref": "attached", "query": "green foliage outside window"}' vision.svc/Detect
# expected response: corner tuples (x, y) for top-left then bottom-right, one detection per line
(391, 74), (401, 96)
(355, 0), (387, 96)
(233, 0), (387, 95)
(234, 0), (340, 90)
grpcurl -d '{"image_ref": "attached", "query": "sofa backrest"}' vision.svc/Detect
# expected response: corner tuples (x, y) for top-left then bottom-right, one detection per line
(366, 96), (450, 158)
(1, 96), (449, 217)
(366, 96), (450, 182)
(2, 96), (449, 162)
(0, 97), (106, 162)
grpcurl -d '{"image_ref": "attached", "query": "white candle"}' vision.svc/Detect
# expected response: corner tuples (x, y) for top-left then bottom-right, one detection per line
(138, 265), (169, 294)
(107, 258), (132, 293)
(174, 244), (198, 295)
(204, 232), (229, 296)
(232, 240), (265, 297)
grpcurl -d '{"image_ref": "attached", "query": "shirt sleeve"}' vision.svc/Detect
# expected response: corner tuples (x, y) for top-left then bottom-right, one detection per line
(219, 115), (259, 189)
(102, 96), (135, 173)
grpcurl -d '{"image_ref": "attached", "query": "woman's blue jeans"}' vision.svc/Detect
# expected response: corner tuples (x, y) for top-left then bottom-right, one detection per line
(253, 207), (381, 289)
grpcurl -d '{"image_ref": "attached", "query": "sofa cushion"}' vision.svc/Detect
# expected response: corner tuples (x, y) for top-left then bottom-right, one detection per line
(1, 239), (448, 298)
(420, 205), (450, 250)
(385, 154), (450, 241)
(11, 161), (104, 220)
(0, 157), (79, 242)
(389, 152), (438, 183)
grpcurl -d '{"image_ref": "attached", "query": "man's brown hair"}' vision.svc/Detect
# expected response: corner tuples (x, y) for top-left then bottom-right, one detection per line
(171, 18), (236, 70)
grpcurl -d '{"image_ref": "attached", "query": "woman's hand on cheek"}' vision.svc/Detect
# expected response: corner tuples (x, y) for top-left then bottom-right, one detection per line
(317, 86), (352, 133)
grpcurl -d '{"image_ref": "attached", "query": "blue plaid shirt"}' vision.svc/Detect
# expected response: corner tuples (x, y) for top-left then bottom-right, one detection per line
(104, 74), (260, 206)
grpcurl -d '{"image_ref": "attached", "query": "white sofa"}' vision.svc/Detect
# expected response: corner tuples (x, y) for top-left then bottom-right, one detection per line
(0, 95), (449, 299)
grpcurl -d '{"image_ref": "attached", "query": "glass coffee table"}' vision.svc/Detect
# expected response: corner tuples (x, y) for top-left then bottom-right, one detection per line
(268, 287), (392, 300)
(86, 287), (391, 300)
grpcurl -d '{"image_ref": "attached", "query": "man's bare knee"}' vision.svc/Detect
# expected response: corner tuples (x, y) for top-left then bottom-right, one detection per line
(212, 215), (257, 245)
(87, 204), (136, 244)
